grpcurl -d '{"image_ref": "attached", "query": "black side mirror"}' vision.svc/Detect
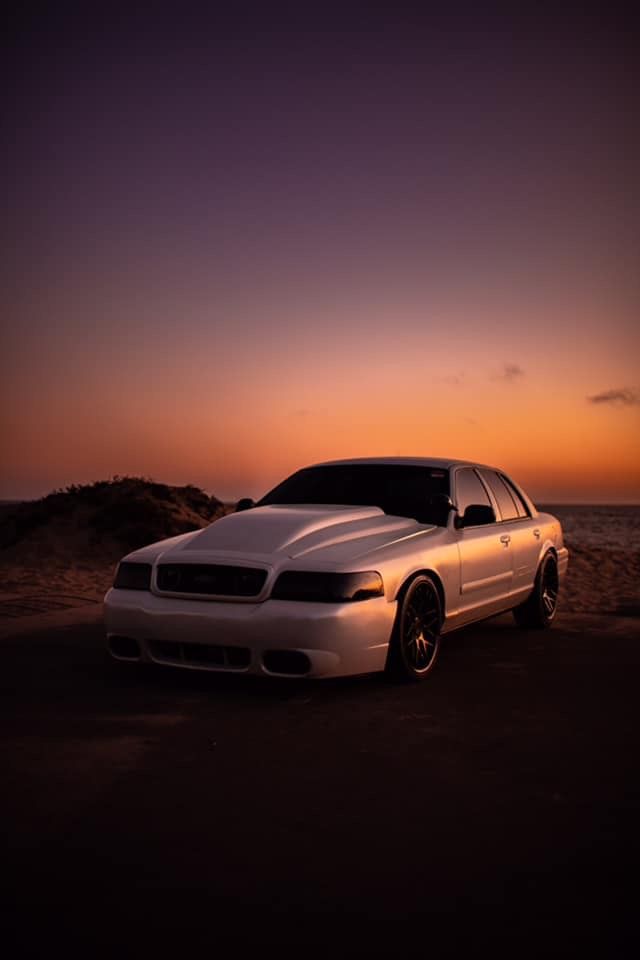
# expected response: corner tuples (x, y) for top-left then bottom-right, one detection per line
(457, 504), (496, 528)
(235, 497), (255, 513)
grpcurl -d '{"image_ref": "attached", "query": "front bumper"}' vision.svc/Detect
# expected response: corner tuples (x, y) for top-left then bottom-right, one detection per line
(104, 589), (396, 679)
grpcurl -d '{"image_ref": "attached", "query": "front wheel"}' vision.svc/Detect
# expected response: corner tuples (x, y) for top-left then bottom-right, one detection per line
(386, 574), (442, 682)
(513, 552), (559, 628)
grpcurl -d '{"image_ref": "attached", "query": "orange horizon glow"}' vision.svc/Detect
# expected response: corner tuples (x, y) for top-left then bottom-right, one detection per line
(4, 316), (639, 503)
(3, 295), (639, 503)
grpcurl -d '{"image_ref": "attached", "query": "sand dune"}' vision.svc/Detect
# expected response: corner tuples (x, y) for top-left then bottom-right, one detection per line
(0, 478), (229, 616)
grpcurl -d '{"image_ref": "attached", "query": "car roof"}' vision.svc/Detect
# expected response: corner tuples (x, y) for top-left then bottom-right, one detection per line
(310, 456), (500, 472)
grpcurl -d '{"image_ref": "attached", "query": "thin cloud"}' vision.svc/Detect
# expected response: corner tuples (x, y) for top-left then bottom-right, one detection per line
(492, 363), (525, 382)
(587, 388), (638, 406)
(291, 407), (329, 418)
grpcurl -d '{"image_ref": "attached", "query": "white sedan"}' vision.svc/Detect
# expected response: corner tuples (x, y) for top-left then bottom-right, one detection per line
(104, 458), (568, 681)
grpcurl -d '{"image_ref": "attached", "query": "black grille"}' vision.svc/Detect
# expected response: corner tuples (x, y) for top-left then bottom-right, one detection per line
(156, 563), (267, 597)
(149, 640), (251, 670)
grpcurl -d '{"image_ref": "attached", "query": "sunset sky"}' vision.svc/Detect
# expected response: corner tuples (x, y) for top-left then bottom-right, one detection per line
(3, 7), (639, 503)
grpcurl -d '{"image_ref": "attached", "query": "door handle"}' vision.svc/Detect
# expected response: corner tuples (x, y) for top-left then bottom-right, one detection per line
(500, 534), (511, 546)
(533, 529), (541, 539)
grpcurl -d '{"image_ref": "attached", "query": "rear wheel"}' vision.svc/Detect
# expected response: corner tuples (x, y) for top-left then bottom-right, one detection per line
(386, 574), (442, 682)
(513, 552), (559, 628)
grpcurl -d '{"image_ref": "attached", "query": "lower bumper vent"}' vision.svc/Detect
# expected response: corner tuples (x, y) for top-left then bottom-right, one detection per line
(149, 640), (250, 670)
(109, 636), (141, 659)
(262, 650), (311, 676)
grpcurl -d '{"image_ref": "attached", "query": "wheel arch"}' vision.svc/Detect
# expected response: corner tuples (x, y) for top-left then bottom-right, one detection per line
(538, 543), (558, 570)
(395, 568), (446, 618)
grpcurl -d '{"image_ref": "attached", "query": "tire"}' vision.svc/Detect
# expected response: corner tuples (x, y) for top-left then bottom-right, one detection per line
(513, 552), (559, 629)
(386, 574), (442, 682)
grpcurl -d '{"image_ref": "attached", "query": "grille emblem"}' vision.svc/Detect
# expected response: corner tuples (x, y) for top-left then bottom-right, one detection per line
(193, 573), (218, 589)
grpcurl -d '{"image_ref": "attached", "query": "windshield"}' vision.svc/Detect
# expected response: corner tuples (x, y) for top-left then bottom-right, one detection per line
(257, 464), (450, 525)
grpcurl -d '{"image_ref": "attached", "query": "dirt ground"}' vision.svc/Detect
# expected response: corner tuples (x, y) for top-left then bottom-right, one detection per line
(2, 606), (639, 957)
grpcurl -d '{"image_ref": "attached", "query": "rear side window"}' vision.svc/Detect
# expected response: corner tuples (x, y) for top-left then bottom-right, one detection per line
(478, 470), (520, 521)
(499, 474), (530, 518)
(455, 468), (492, 516)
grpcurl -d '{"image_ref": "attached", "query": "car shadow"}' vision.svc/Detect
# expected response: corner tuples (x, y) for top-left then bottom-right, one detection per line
(1, 608), (552, 734)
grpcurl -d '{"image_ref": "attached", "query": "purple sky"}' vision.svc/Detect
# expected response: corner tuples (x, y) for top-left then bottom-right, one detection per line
(2, 6), (639, 501)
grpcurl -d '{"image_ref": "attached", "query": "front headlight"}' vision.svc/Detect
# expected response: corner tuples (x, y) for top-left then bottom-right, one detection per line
(113, 562), (152, 591)
(271, 570), (384, 602)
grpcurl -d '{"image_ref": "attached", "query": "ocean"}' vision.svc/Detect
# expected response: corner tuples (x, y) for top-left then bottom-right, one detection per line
(538, 504), (640, 551)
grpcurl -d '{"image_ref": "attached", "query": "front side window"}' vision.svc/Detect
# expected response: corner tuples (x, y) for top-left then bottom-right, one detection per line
(478, 470), (520, 521)
(455, 468), (492, 517)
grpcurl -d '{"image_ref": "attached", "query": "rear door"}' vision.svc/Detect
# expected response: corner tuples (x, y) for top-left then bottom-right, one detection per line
(477, 469), (541, 598)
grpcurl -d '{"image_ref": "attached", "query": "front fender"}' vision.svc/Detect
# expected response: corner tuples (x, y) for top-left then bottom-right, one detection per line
(384, 548), (460, 618)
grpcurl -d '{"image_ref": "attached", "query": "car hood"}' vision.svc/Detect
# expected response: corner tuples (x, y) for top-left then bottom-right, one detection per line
(148, 504), (433, 566)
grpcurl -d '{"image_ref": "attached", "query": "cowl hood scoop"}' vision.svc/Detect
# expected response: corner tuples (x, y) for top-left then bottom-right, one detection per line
(163, 504), (419, 561)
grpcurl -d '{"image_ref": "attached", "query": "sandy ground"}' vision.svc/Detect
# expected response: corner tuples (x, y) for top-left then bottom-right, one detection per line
(1, 538), (639, 955)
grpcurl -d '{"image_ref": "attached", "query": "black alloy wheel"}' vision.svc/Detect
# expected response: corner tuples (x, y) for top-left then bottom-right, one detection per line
(386, 574), (442, 681)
